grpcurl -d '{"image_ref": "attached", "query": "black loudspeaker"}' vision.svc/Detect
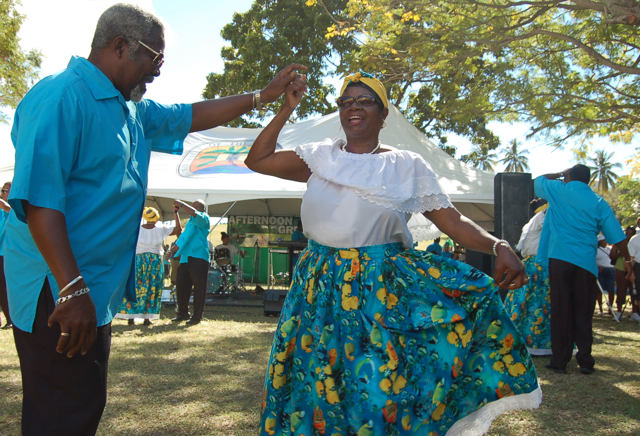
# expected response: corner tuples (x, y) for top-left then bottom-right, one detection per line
(494, 173), (534, 247)
(264, 289), (288, 316)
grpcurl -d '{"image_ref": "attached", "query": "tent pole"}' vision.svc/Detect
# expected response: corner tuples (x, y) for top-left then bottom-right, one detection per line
(209, 201), (237, 235)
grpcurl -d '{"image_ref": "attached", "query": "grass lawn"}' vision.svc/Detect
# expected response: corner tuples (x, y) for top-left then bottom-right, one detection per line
(0, 305), (639, 436)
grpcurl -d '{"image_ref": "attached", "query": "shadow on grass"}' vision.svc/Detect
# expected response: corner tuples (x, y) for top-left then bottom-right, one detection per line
(100, 306), (278, 435)
(500, 316), (640, 436)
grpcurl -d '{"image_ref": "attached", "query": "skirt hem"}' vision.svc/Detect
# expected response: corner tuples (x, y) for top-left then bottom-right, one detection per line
(445, 386), (543, 436)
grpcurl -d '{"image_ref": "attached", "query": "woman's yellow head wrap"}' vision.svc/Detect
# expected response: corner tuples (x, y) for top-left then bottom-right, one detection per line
(534, 203), (548, 214)
(143, 207), (160, 223)
(339, 71), (388, 108)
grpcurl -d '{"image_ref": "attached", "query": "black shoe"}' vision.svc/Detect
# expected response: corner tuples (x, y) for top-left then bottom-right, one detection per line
(128, 319), (135, 326)
(580, 367), (595, 375)
(545, 362), (567, 374)
(185, 318), (201, 326)
(171, 316), (189, 323)
(1, 323), (13, 329)
(143, 319), (152, 326)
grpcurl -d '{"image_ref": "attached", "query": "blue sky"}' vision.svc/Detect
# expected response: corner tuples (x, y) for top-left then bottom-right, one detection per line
(2, 0), (635, 178)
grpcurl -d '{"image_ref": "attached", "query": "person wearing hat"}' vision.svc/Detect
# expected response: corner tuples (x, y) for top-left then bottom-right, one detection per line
(115, 206), (181, 325)
(595, 234), (615, 316)
(246, 71), (540, 435)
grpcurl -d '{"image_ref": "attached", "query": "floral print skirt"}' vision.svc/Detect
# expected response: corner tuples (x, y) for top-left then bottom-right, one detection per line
(115, 252), (164, 319)
(504, 256), (552, 356)
(259, 240), (541, 436)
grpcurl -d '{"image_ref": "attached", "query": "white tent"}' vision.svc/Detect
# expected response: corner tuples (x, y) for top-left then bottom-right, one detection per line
(0, 106), (495, 238)
(146, 105), (495, 236)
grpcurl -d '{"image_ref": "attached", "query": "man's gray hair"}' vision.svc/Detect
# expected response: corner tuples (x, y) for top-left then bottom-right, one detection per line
(91, 3), (164, 56)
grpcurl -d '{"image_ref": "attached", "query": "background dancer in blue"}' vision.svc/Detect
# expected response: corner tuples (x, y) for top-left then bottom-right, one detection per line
(535, 165), (633, 375)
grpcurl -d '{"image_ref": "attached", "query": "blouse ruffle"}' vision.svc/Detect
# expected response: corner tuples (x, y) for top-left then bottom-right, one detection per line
(294, 138), (454, 214)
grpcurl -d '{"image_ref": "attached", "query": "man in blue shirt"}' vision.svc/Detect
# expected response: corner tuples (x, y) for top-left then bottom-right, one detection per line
(426, 237), (443, 255)
(172, 199), (211, 325)
(5, 4), (306, 435)
(535, 164), (632, 375)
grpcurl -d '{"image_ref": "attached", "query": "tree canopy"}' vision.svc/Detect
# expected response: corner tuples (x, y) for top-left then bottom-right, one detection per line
(315, 0), (640, 149)
(203, 0), (500, 153)
(202, 0), (356, 127)
(0, 0), (41, 123)
(601, 176), (640, 226)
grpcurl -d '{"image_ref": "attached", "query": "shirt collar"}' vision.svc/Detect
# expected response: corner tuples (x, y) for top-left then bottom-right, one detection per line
(67, 56), (126, 105)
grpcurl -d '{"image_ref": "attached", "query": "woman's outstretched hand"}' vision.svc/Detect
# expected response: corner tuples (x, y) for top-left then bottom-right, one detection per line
(262, 64), (308, 104)
(283, 74), (308, 111)
(494, 244), (529, 290)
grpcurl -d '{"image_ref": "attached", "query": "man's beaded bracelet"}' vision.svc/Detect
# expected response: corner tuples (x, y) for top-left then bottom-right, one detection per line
(492, 239), (510, 256)
(56, 287), (90, 306)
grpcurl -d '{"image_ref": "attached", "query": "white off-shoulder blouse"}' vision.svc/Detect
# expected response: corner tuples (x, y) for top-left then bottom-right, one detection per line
(294, 138), (453, 249)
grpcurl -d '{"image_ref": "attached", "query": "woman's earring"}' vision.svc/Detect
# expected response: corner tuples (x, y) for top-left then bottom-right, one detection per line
(381, 120), (387, 129)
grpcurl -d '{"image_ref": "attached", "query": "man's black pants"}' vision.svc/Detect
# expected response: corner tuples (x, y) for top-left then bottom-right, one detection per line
(175, 256), (209, 321)
(12, 279), (111, 436)
(548, 258), (597, 370)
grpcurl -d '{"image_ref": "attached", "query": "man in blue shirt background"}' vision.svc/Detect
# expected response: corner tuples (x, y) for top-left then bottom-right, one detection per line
(172, 199), (210, 325)
(535, 164), (633, 375)
(426, 237), (443, 255)
(5, 4), (306, 435)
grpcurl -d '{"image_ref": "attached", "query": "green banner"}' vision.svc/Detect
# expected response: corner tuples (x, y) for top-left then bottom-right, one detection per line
(227, 215), (301, 247)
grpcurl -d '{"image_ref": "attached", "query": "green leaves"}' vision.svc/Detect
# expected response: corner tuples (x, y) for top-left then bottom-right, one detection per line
(330, 0), (640, 148)
(0, 0), (42, 123)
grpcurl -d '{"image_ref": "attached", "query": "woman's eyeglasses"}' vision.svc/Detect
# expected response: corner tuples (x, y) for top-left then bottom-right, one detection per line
(337, 95), (379, 109)
(1, 190), (8, 194)
(127, 36), (164, 68)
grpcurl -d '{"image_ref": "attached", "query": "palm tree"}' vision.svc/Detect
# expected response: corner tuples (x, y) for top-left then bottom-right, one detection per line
(589, 149), (622, 193)
(462, 146), (498, 172)
(500, 139), (530, 172)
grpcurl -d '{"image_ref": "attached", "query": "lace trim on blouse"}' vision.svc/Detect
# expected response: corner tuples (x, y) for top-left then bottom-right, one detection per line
(294, 138), (454, 214)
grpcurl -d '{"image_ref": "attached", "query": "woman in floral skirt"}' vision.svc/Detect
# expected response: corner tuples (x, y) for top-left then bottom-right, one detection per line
(116, 206), (181, 325)
(505, 199), (552, 355)
(246, 70), (541, 436)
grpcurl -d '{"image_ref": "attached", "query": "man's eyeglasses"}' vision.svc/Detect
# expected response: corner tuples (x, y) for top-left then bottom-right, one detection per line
(336, 94), (379, 109)
(127, 36), (164, 68)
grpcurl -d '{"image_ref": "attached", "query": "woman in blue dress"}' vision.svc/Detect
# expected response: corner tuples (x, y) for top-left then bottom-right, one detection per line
(246, 70), (541, 436)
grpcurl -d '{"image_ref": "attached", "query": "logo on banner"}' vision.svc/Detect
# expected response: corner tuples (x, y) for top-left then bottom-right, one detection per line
(178, 141), (253, 177)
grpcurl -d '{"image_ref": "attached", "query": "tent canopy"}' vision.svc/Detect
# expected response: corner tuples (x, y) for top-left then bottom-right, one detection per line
(147, 105), (494, 231)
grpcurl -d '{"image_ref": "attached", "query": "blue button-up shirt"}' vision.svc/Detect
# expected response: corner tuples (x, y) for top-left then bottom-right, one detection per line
(534, 176), (624, 277)
(175, 211), (211, 263)
(0, 209), (8, 256)
(6, 56), (192, 332)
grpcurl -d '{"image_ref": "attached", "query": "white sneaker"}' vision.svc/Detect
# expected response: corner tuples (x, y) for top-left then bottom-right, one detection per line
(630, 313), (640, 323)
